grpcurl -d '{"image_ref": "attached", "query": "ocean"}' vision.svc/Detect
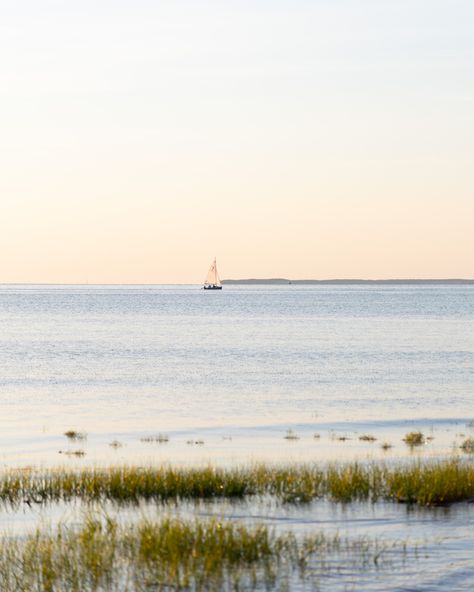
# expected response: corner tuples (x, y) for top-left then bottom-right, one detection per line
(1, 283), (473, 590)
(0, 283), (472, 465)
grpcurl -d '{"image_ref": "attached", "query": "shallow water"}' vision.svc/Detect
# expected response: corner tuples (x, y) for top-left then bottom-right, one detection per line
(1, 496), (473, 592)
(0, 283), (473, 590)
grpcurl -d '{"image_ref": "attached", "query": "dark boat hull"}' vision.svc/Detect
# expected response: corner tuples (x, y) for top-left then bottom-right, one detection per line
(203, 285), (222, 290)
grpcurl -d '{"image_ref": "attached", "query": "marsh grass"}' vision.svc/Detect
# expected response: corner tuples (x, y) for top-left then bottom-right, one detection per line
(460, 438), (474, 453)
(0, 515), (404, 592)
(1, 459), (473, 508)
(359, 435), (377, 442)
(283, 429), (299, 440)
(403, 432), (425, 447)
(385, 460), (474, 505)
(141, 434), (169, 443)
(58, 450), (86, 457)
(64, 430), (87, 442)
(381, 442), (393, 451)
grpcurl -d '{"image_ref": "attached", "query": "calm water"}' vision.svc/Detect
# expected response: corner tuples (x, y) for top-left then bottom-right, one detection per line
(0, 284), (473, 591)
(0, 284), (472, 458)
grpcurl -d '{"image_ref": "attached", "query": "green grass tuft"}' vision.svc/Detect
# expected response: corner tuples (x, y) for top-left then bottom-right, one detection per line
(403, 432), (425, 447)
(385, 460), (474, 505)
(460, 438), (474, 453)
(64, 430), (87, 441)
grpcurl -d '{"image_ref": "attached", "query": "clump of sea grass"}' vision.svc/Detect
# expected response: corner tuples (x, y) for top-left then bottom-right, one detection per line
(359, 435), (377, 442)
(109, 440), (123, 449)
(313, 433), (320, 439)
(141, 434), (169, 443)
(403, 432), (425, 447)
(58, 450), (86, 457)
(64, 430), (87, 441)
(385, 459), (474, 505)
(337, 435), (351, 442)
(284, 429), (299, 440)
(325, 463), (378, 503)
(381, 442), (393, 451)
(460, 438), (474, 453)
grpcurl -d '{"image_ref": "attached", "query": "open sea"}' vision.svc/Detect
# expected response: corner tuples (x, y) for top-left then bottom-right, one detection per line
(1, 283), (473, 590)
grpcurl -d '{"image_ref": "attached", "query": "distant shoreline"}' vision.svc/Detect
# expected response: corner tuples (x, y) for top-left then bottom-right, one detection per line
(0, 279), (472, 286)
(222, 278), (474, 285)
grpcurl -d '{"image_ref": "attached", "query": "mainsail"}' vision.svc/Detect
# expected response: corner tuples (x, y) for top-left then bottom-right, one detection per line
(204, 258), (221, 287)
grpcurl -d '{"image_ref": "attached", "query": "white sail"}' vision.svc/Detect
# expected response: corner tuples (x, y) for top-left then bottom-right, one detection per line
(204, 258), (221, 287)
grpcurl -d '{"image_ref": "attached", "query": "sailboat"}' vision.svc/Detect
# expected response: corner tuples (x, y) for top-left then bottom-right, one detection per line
(203, 258), (222, 290)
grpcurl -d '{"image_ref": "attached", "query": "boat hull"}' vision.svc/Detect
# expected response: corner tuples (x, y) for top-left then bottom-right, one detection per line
(203, 285), (222, 290)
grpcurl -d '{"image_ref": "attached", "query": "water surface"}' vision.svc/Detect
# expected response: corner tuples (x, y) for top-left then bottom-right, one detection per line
(0, 284), (473, 591)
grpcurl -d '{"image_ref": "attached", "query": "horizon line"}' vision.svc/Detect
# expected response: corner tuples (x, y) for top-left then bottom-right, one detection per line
(0, 278), (472, 286)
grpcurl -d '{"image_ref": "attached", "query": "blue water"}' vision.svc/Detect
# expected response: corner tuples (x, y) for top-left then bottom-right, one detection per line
(0, 284), (472, 432)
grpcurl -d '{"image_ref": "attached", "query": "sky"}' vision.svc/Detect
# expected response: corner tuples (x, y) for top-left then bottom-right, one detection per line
(1, 0), (473, 283)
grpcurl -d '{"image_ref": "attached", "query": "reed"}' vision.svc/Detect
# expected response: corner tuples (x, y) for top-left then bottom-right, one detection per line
(0, 515), (403, 591)
(0, 459), (473, 508)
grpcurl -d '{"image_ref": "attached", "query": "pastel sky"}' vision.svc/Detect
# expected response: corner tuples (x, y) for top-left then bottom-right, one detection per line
(1, 0), (473, 283)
